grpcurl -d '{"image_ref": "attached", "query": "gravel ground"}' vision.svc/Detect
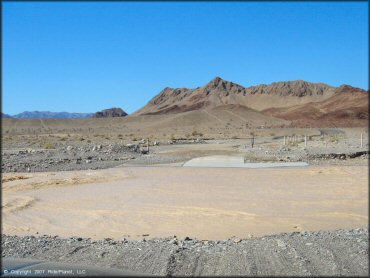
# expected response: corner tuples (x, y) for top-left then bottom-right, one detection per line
(2, 229), (368, 276)
(2, 138), (368, 173)
(1, 142), (189, 173)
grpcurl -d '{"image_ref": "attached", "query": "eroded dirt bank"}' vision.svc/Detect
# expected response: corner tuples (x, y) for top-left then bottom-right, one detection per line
(2, 229), (368, 276)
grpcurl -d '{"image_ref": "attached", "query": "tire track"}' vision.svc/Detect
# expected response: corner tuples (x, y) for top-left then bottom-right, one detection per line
(201, 109), (227, 124)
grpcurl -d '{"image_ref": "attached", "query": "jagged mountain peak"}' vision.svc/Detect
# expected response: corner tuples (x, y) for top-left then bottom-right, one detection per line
(202, 77), (245, 93)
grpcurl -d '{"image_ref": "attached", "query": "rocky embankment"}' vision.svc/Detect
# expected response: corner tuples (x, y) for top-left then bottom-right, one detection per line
(2, 229), (368, 276)
(1, 140), (207, 173)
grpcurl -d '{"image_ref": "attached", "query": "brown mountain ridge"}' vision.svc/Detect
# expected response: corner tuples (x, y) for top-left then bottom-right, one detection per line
(134, 77), (368, 127)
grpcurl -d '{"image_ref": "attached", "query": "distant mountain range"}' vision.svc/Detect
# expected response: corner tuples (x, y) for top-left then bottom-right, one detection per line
(2, 78), (368, 127)
(2, 111), (93, 119)
(2, 108), (129, 119)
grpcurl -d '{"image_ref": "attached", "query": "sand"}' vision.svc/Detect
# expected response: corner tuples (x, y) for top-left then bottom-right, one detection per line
(2, 165), (368, 240)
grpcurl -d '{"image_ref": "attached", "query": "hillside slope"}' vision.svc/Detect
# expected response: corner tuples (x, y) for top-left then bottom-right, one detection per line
(263, 85), (368, 127)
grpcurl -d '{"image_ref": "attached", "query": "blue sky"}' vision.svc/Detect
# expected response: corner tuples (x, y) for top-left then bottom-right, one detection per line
(3, 2), (368, 115)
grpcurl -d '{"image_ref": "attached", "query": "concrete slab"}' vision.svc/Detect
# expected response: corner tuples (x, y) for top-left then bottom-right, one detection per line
(183, 155), (308, 168)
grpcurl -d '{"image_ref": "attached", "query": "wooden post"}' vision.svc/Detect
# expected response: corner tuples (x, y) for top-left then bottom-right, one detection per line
(147, 139), (149, 153)
(361, 133), (363, 148)
(251, 135), (254, 148)
(284, 136), (286, 146)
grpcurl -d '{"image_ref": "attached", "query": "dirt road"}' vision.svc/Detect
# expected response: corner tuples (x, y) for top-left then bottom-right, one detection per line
(2, 165), (367, 240)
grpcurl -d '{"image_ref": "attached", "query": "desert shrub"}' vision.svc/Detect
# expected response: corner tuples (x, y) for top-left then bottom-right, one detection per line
(44, 143), (55, 149)
(288, 141), (299, 147)
(60, 137), (67, 141)
(231, 135), (239, 139)
(191, 131), (203, 137)
(79, 137), (85, 141)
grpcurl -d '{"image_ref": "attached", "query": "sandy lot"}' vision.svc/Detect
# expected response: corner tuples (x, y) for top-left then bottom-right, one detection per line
(2, 165), (368, 240)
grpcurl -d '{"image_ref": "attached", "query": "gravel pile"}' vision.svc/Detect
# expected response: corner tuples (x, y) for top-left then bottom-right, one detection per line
(2, 229), (368, 276)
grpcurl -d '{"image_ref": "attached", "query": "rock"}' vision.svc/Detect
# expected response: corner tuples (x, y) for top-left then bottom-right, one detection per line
(169, 238), (178, 245)
(233, 238), (242, 243)
(93, 108), (127, 118)
(66, 146), (73, 151)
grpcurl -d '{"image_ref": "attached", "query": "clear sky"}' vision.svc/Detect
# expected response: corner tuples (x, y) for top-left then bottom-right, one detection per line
(3, 1), (369, 115)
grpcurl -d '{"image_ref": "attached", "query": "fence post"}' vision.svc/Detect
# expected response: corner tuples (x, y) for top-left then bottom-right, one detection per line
(305, 135), (307, 147)
(361, 133), (363, 148)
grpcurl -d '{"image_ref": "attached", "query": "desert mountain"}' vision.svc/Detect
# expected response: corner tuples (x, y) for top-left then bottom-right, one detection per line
(10, 111), (93, 119)
(1, 113), (12, 118)
(263, 85), (369, 127)
(92, 108), (128, 118)
(135, 77), (338, 115)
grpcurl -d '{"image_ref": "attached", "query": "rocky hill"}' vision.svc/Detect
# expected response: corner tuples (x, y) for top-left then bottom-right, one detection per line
(135, 77), (338, 115)
(134, 77), (368, 127)
(92, 108), (128, 118)
(263, 85), (368, 127)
